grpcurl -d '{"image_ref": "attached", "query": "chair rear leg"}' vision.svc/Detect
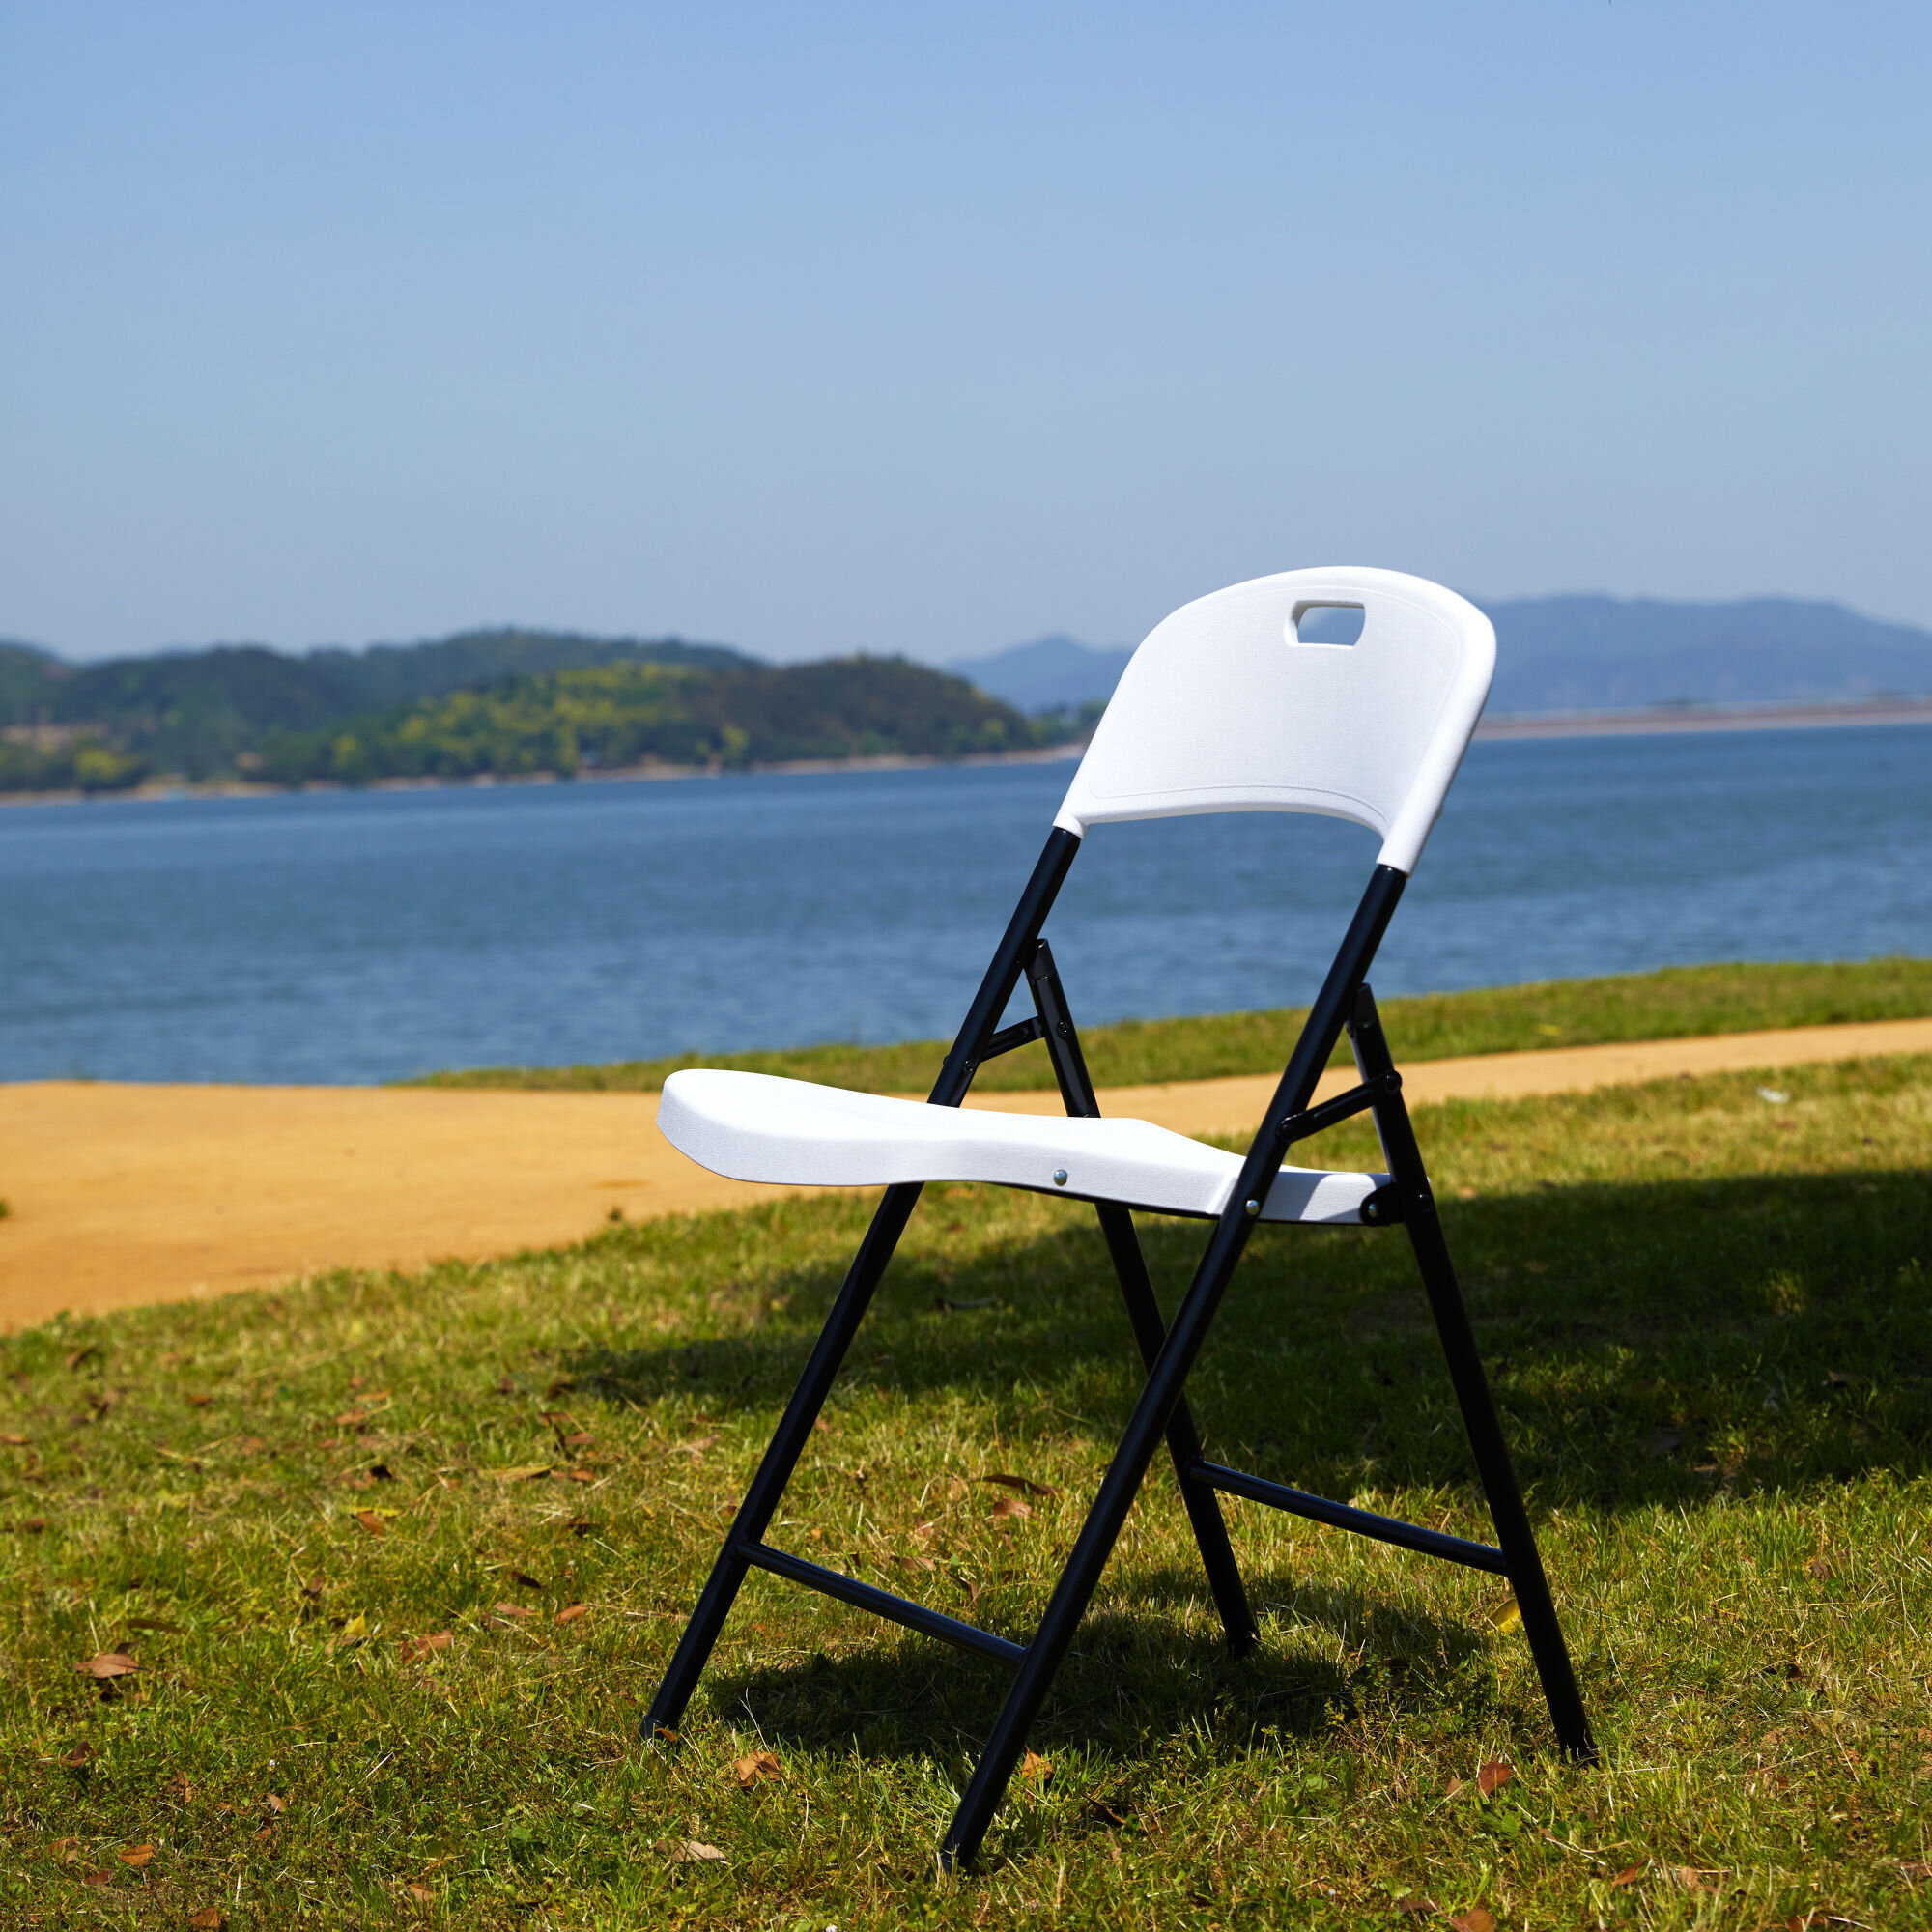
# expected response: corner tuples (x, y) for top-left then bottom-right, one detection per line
(1095, 1203), (1257, 1657)
(643, 1181), (923, 1738)
(1350, 995), (1596, 1761)
(1402, 1199), (1595, 1758)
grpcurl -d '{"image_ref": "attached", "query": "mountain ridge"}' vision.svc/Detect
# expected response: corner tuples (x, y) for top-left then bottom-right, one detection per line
(949, 594), (1932, 715)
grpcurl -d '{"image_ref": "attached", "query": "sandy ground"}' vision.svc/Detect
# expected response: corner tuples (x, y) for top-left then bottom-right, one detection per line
(4, 1015), (1930, 1331)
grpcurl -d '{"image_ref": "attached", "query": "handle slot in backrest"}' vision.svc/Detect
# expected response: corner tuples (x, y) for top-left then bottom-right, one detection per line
(1291, 602), (1365, 647)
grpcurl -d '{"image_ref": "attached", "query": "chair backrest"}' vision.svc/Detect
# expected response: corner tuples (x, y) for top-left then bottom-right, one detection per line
(1053, 567), (1494, 874)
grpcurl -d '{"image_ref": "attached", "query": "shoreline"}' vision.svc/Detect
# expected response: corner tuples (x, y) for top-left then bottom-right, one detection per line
(5, 696), (1930, 809)
(1473, 696), (1932, 739)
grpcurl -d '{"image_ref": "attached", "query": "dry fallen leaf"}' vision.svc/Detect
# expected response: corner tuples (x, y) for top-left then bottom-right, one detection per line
(1609, 1864), (1644, 1887)
(353, 1510), (387, 1537)
(667, 1838), (727, 1863)
(554, 1603), (588, 1626)
(492, 1463), (554, 1484)
(733, 1749), (781, 1787)
(1448, 1910), (1495, 1932)
(81, 1869), (111, 1887)
(980, 1472), (1062, 1497)
(1806, 1555), (1834, 1581)
(1394, 1896), (1437, 1917)
(492, 1602), (536, 1618)
(61, 1743), (94, 1768)
(509, 1569), (548, 1590)
(1487, 1599), (1522, 1632)
(117, 1843), (156, 1866)
(1673, 1866), (1719, 1892)
(263, 1794), (286, 1815)
(989, 1495), (1031, 1520)
(1475, 1759), (1513, 1797)
(1897, 1859), (1932, 1880)
(186, 1909), (225, 1930)
(400, 1631), (454, 1664)
(562, 1431), (595, 1450)
(1020, 1749), (1052, 1786)
(78, 1653), (138, 1679)
(185, 1393), (213, 1407)
(406, 1880), (434, 1902)
(669, 1435), (719, 1459)
(50, 1836), (80, 1860)
(0, 1432), (29, 1446)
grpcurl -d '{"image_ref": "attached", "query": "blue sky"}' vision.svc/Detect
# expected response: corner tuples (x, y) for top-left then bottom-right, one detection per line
(3, 3), (1928, 662)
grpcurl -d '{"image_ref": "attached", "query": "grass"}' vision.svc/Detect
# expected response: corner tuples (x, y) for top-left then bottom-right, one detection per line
(3, 1047), (1932, 1927)
(405, 956), (1932, 1094)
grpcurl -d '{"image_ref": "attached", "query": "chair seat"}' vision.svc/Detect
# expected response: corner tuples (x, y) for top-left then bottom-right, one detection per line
(658, 1069), (1388, 1225)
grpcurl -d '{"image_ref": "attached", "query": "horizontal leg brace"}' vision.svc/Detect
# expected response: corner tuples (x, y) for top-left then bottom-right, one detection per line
(742, 1540), (1026, 1669)
(1188, 1459), (1508, 1575)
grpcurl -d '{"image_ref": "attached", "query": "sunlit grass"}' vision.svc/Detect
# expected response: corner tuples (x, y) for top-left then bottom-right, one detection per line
(3, 1051), (1930, 1926)
(406, 956), (1932, 1095)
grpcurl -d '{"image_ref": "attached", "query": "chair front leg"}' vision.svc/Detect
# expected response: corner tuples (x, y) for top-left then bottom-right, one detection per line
(643, 1181), (923, 1738)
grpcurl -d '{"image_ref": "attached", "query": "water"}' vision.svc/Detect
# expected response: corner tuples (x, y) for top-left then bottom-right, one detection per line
(4, 723), (1929, 1086)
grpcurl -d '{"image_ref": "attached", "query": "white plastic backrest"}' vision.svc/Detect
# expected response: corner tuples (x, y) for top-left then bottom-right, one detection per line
(1054, 567), (1494, 874)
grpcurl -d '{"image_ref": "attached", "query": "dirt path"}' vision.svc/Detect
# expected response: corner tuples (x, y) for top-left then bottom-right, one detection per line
(4, 1015), (1929, 1330)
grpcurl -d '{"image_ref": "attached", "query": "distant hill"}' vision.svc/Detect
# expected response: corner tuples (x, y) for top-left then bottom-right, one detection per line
(951, 596), (1932, 717)
(0, 627), (1060, 793)
(1484, 595), (1932, 712)
(947, 634), (1133, 711)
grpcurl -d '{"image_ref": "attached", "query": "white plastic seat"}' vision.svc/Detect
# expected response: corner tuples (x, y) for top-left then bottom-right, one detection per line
(660, 1067), (1388, 1225)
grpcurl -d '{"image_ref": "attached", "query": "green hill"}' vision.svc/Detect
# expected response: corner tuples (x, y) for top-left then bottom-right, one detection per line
(0, 629), (1051, 794)
(254, 656), (1044, 785)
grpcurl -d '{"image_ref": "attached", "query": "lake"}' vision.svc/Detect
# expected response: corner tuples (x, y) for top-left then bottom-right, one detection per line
(5, 722), (1930, 1086)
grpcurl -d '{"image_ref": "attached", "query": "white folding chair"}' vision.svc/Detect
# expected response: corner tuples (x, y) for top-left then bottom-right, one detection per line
(645, 566), (1594, 1867)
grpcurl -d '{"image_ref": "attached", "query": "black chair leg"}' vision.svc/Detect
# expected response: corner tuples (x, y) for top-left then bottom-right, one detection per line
(1094, 1203), (1257, 1658)
(1350, 992), (1596, 1761)
(1404, 1201), (1595, 1758)
(642, 1181), (923, 1738)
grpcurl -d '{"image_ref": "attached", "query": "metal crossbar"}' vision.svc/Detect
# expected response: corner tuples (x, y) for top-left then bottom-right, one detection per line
(741, 1543), (1026, 1668)
(1186, 1460), (1509, 1574)
(641, 834), (1595, 1874)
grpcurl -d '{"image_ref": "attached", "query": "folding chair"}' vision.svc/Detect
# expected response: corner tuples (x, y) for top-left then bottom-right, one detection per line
(644, 566), (1595, 1868)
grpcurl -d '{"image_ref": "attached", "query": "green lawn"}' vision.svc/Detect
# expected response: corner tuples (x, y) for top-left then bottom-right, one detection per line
(406, 956), (1932, 1094)
(4, 1049), (1931, 1927)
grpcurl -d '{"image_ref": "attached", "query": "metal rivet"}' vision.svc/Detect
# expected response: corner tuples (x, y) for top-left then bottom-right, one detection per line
(1052, 1169), (1068, 1186)
(1243, 1198), (1261, 1218)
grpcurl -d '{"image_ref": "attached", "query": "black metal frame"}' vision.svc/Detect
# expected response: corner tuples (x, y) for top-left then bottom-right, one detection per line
(642, 832), (1595, 1868)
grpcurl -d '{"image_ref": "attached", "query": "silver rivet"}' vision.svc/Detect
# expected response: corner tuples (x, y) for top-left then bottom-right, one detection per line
(1052, 1169), (1068, 1186)
(1243, 1198), (1261, 1217)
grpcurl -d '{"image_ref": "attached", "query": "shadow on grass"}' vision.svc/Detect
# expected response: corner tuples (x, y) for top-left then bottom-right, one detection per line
(703, 1575), (1506, 1774)
(573, 1167), (1932, 1513)
(575, 1167), (1932, 1776)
